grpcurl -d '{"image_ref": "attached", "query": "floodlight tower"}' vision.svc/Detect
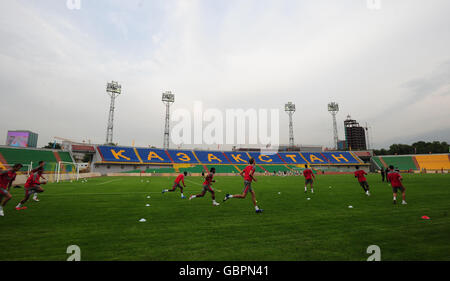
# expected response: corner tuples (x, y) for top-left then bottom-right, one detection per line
(105, 81), (122, 144)
(162, 91), (175, 149)
(285, 102), (296, 147)
(328, 102), (339, 149)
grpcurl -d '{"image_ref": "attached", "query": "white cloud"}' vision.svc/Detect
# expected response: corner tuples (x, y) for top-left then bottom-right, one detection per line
(0, 0), (449, 149)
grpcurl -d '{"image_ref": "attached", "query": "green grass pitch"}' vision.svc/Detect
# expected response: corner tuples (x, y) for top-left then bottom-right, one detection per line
(1, 173), (449, 261)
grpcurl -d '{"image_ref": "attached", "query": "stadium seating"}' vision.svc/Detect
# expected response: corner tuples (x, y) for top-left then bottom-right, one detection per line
(194, 151), (229, 164)
(322, 152), (362, 164)
(95, 145), (365, 176)
(97, 146), (141, 163)
(415, 154), (450, 171)
(372, 155), (418, 171)
(0, 146), (74, 171)
(136, 148), (171, 164)
(262, 165), (291, 172)
(206, 165), (239, 173)
(371, 157), (385, 170)
(247, 152), (284, 164)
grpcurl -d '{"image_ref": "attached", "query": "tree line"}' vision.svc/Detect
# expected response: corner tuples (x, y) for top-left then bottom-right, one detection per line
(373, 141), (449, 155)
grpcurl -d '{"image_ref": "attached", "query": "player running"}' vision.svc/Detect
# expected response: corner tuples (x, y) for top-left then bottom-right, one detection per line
(387, 165), (407, 205)
(223, 158), (263, 213)
(354, 166), (370, 196)
(162, 171), (187, 199)
(303, 164), (316, 193)
(0, 164), (23, 216)
(16, 167), (47, 210)
(189, 167), (220, 206)
(30, 161), (46, 202)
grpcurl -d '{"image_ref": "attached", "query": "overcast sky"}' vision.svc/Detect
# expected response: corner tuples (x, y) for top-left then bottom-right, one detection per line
(0, 0), (449, 150)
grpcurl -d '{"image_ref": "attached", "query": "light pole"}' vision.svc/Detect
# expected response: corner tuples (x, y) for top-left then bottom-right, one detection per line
(328, 102), (339, 149)
(105, 81), (121, 144)
(285, 102), (296, 148)
(162, 91), (175, 149)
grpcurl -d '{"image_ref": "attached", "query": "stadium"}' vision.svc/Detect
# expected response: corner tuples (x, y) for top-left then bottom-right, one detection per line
(0, 1), (449, 272)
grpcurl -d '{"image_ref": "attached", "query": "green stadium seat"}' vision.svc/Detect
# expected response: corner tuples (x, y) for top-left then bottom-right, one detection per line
(0, 147), (73, 171)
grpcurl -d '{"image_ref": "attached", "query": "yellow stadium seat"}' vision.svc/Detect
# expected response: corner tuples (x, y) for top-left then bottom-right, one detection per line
(415, 155), (450, 170)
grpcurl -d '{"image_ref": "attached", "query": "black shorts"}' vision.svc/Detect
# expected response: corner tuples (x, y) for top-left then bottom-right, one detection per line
(243, 180), (253, 194)
(392, 185), (405, 193)
(25, 185), (41, 197)
(202, 184), (214, 193)
(0, 188), (9, 196)
(359, 181), (369, 188)
(305, 179), (313, 185)
(172, 182), (182, 189)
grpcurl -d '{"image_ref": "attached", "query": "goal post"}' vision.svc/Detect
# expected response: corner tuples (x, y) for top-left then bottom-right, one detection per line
(57, 161), (77, 183)
(56, 161), (90, 183)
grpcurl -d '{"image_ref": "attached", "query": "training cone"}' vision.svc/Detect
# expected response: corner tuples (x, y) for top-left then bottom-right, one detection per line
(421, 216), (430, 220)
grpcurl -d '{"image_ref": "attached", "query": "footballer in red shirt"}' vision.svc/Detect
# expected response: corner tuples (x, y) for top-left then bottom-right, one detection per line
(303, 164), (316, 193)
(16, 167), (47, 210)
(387, 165), (407, 205)
(0, 163), (23, 216)
(189, 167), (220, 206)
(162, 171), (187, 199)
(354, 166), (370, 196)
(223, 158), (263, 213)
(30, 161), (46, 202)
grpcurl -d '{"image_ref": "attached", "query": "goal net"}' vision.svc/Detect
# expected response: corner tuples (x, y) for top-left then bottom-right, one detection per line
(56, 161), (79, 183)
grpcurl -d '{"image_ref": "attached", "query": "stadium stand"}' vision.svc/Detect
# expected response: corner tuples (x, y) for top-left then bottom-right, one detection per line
(0, 146), (74, 171)
(136, 148), (171, 164)
(415, 154), (450, 171)
(278, 152), (307, 164)
(262, 165), (291, 173)
(94, 146), (366, 173)
(97, 146), (141, 163)
(372, 155), (418, 171)
(371, 157), (385, 169)
(194, 151), (229, 164)
(206, 165), (239, 173)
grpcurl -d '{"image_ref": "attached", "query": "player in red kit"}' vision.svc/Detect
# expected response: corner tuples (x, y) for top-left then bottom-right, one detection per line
(303, 164), (316, 193)
(30, 161), (46, 202)
(387, 165), (407, 205)
(162, 171), (187, 199)
(0, 163), (23, 216)
(189, 167), (220, 206)
(223, 158), (263, 213)
(16, 167), (47, 210)
(354, 166), (370, 196)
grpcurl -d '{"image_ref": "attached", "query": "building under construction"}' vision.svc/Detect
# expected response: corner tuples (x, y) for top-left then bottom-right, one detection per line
(344, 115), (367, 150)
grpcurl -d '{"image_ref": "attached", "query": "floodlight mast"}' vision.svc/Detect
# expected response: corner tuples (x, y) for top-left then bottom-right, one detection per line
(105, 81), (121, 144)
(162, 91), (175, 149)
(328, 102), (339, 149)
(285, 102), (296, 148)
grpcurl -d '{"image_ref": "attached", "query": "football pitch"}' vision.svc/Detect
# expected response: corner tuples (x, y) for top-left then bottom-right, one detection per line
(1, 174), (449, 261)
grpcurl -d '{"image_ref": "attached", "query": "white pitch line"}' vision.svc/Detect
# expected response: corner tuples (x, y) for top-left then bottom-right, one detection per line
(41, 191), (162, 197)
(184, 179), (203, 186)
(184, 179), (222, 192)
(95, 179), (122, 185)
